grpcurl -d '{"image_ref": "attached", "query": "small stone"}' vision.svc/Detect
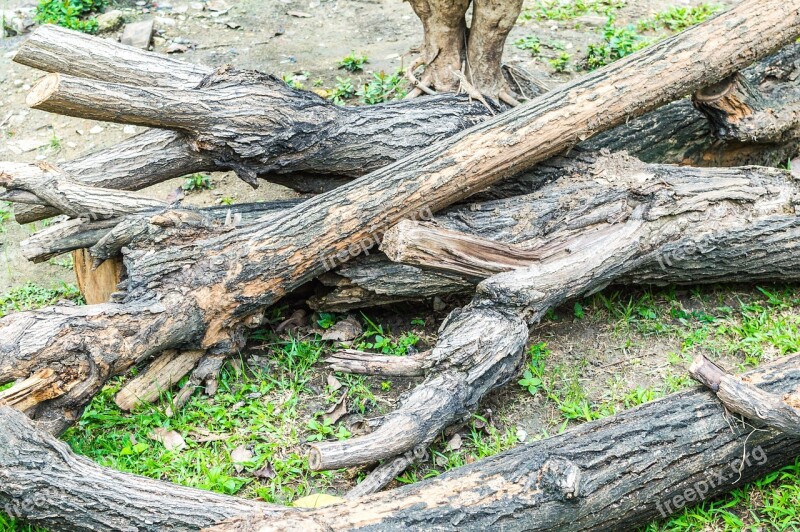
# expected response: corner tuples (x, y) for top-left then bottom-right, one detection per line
(120, 19), (155, 49)
(432, 296), (446, 312)
(156, 16), (176, 26)
(96, 9), (125, 32)
(89, 125), (104, 134)
(574, 15), (608, 27)
(165, 42), (188, 53)
(172, 4), (189, 14)
(12, 79), (22, 86)
(123, 125), (137, 134)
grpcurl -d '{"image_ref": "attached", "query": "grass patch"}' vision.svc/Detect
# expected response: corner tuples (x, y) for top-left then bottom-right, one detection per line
(521, 0), (624, 21)
(583, 4), (722, 69)
(0, 282), (83, 318)
(34, 0), (107, 34)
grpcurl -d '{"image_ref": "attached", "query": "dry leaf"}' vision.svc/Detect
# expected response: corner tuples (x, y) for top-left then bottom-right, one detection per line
(276, 309), (307, 333)
(323, 390), (348, 424)
(188, 429), (231, 443)
(287, 10), (312, 18)
(445, 433), (462, 451)
(231, 445), (254, 472)
(321, 315), (362, 342)
(165, 43), (189, 54)
(293, 493), (344, 508)
(253, 462), (276, 480)
(326, 374), (342, 391)
(148, 428), (186, 451)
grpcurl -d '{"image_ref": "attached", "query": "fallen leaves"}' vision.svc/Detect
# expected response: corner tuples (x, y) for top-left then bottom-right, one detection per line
(231, 445), (254, 473)
(323, 390), (348, 425)
(321, 315), (362, 342)
(148, 428), (186, 451)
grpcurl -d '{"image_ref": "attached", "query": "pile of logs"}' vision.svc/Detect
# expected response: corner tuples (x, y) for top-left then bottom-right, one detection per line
(2, 0), (800, 528)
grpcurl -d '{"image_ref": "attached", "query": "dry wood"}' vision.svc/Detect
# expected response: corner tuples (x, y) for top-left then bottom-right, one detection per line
(215, 354), (800, 531)
(312, 152), (800, 473)
(72, 250), (124, 304)
(11, 29), (800, 229)
(114, 349), (205, 411)
(690, 355), (800, 436)
(5, 354), (800, 532)
(2, 0), (798, 441)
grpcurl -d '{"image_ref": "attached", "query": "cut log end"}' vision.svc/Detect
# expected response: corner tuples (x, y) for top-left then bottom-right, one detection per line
(26, 72), (61, 108)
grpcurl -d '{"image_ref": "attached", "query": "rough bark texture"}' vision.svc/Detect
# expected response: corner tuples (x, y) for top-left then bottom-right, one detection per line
(0, 407), (274, 531)
(312, 153), (800, 473)
(466, 0), (525, 103)
(3, 354), (799, 531)
(2, 0), (799, 443)
(406, 0), (471, 93)
(690, 355), (800, 435)
(210, 354), (800, 531)
(12, 28), (800, 229)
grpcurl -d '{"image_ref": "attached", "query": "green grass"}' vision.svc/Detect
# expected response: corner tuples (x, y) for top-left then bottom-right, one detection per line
(583, 4), (722, 69)
(338, 52), (368, 73)
(181, 173), (212, 192)
(34, 0), (107, 34)
(0, 282), (83, 318)
(3, 280), (800, 530)
(520, 0), (624, 21)
(0, 202), (11, 234)
(356, 70), (407, 104)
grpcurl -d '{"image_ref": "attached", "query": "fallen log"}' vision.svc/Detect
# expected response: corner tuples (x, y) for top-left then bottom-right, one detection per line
(9, 28), (800, 227)
(1, 0), (798, 444)
(5, 349), (800, 531)
(311, 154), (800, 473)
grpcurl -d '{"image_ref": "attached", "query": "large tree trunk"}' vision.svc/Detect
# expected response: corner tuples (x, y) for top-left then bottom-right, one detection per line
(1, 0), (799, 439)
(307, 152), (800, 473)
(9, 27), (800, 227)
(3, 351), (800, 531)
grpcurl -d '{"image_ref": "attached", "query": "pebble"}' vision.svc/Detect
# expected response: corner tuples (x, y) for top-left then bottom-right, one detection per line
(123, 125), (137, 134)
(89, 126), (104, 135)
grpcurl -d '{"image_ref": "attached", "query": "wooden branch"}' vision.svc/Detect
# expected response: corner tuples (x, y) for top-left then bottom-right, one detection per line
(0, 162), (167, 220)
(13, 24), (211, 88)
(0, 406), (272, 531)
(324, 349), (432, 377)
(210, 353), (800, 531)
(4, 0), (800, 439)
(311, 153), (800, 471)
(694, 71), (800, 143)
(345, 445), (427, 499)
(27, 73), (210, 131)
(690, 355), (800, 436)
(4, 353), (800, 531)
(381, 219), (541, 277)
(115, 350), (205, 411)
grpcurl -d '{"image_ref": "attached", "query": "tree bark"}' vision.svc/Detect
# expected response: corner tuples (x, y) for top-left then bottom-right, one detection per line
(309, 153), (800, 474)
(2, 0), (799, 438)
(214, 354), (800, 531)
(10, 28), (800, 228)
(4, 352), (800, 532)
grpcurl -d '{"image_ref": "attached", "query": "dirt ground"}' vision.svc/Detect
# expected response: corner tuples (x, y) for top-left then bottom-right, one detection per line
(9, 0), (800, 528)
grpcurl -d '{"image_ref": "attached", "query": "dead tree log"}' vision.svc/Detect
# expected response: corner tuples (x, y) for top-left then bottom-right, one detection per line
(10, 27), (800, 228)
(3, 352), (800, 532)
(1, 0), (798, 440)
(310, 154), (800, 474)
